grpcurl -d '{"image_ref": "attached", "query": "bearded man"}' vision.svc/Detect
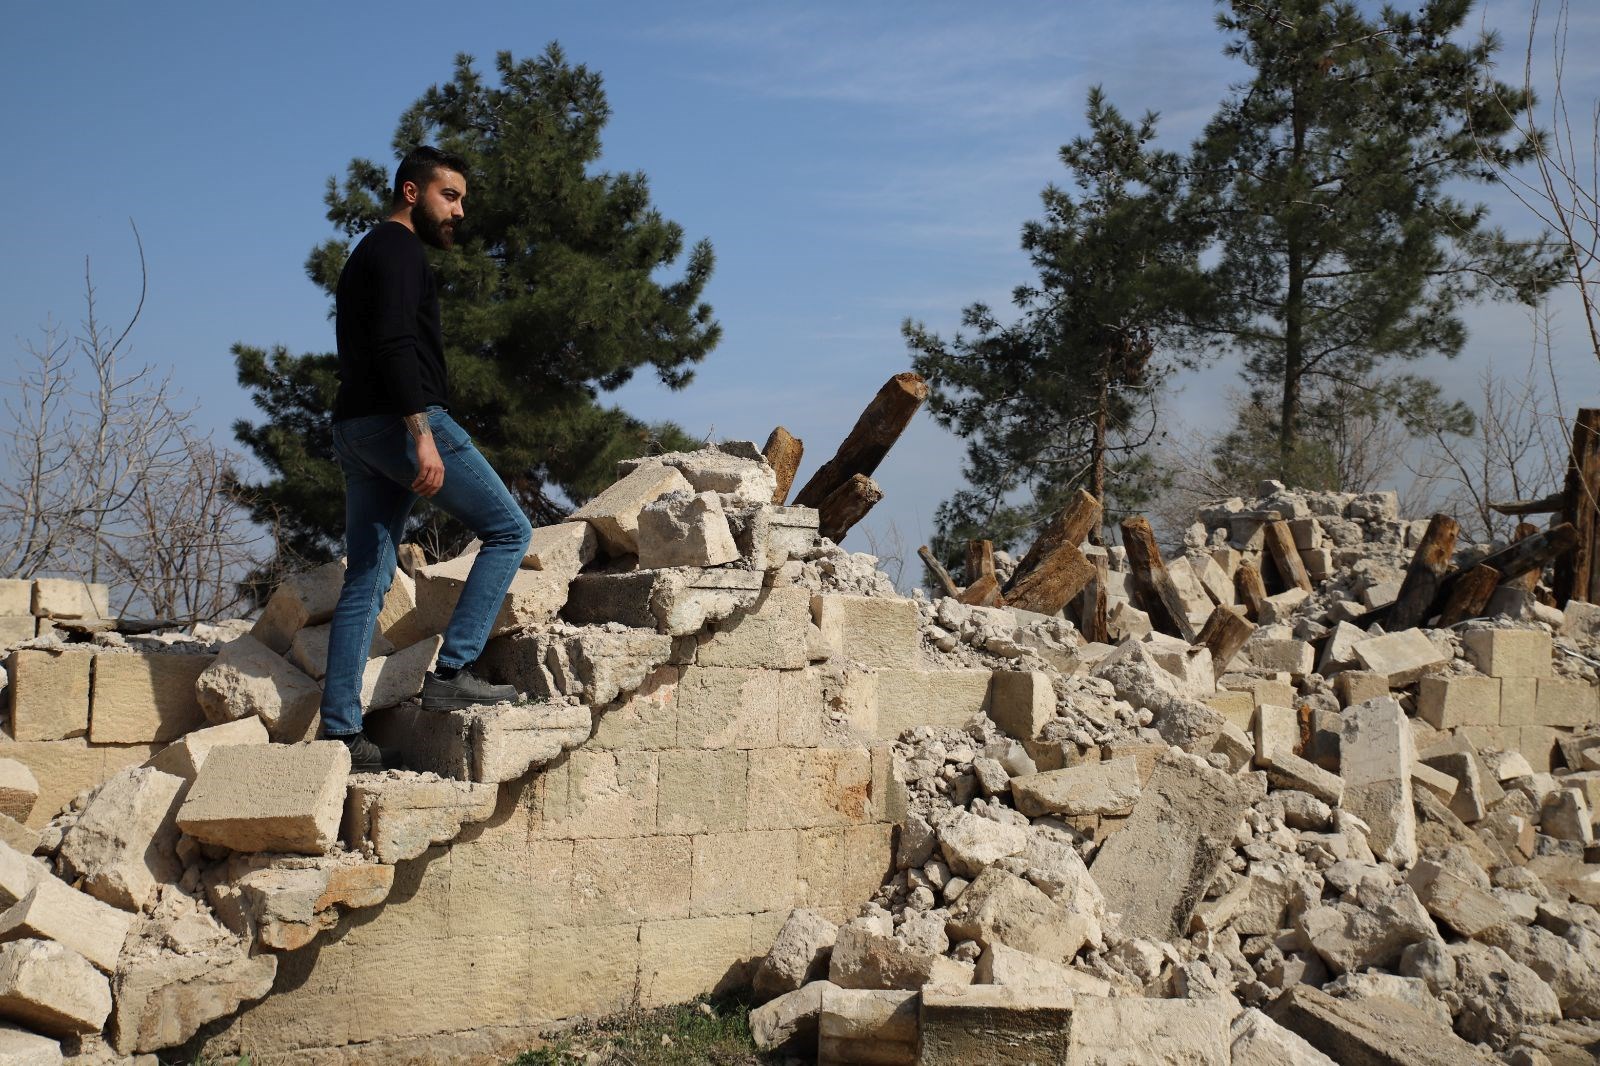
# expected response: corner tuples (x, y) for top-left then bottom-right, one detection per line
(318, 145), (531, 772)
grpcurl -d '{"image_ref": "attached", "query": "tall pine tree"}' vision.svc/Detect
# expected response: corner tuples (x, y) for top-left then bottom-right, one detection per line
(904, 89), (1213, 565)
(232, 46), (718, 564)
(1196, 0), (1561, 483)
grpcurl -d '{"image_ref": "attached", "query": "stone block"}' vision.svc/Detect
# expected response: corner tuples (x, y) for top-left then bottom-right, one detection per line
(522, 521), (597, 579)
(817, 986), (917, 1066)
(827, 923), (940, 991)
(0, 940), (110, 1037)
(852, 669), (992, 741)
(696, 587), (810, 669)
(1246, 638), (1314, 675)
(589, 664), (678, 750)
(1409, 760), (1458, 805)
(286, 623), (392, 681)
(747, 748), (873, 830)
(0, 583), (28, 618)
(415, 557), (567, 638)
(639, 913), (753, 1008)
(109, 940), (277, 1054)
(0, 877), (133, 973)
(676, 666), (781, 749)
(144, 717), (268, 784)
(945, 868), (1091, 964)
(810, 595), (919, 670)
(249, 560), (345, 654)
(343, 775), (497, 864)
(1011, 758), (1140, 818)
(1416, 675), (1499, 730)
(358, 635), (441, 712)
(750, 979), (827, 1053)
(619, 447), (779, 504)
(1259, 588), (1309, 625)
(88, 650), (213, 743)
(0, 738), (154, 830)
(57, 766), (184, 912)
(572, 463), (695, 556)
(1068, 996), (1232, 1065)
(1340, 696), (1416, 866)
(1462, 627), (1552, 679)
(937, 810), (1027, 879)
(1202, 689), (1254, 732)
(0, 846), (42, 914)
(1230, 1007), (1337, 1066)
(777, 669), (828, 747)
(1265, 750), (1344, 806)
(985, 671), (1052, 743)
(1297, 887), (1433, 974)
(1267, 984), (1498, 1066)
(1352, 630), (1447, 686)
(918, 983), (1074, 1065)
(658, 749), (748, 835)
(177, 741), (350, 854)
(375, 567), (427, 649)
(1512, 677), (1600, 728)
(571, 835), (690, 925)
(1089, 751), (1254, 940)
(0, 618), (35, 648)
(797, 824), (893, 909)
(1336, 670), (1390, 707)
(28, 580), (90, 620)
(753, 910), (837, 999)
(974, 942), (1110, 997)
(637, 491), (741, 569)
(0, 1021), (63, 1063)
(731, 504), (820, 571)
(0, 764), (37, 826)
(1405, 857), (1510, 938)
(5, 651), (91, 742)
(536, 747), (656, 838)
(193, 635), (321, 743)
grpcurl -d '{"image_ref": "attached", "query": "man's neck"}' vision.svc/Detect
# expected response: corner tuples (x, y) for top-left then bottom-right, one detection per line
(388, 209), (415, 234)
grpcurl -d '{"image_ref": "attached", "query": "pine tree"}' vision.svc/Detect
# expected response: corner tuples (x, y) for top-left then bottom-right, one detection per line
(1196, 0), (1561, 480)
(904, 89), (1212, 565)
(232, 46), (717, 563)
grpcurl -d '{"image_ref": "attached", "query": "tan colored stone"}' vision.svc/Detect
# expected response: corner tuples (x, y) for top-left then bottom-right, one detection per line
(696, 587), (810, 670)
(658, 749), (748, 836)
(29, 580), (90, 620)
(851, 669), (992, 741)
(797, 825), (893, 909)
(1462, 627), (1552, 679)
(176, 742), (350, 855)
(57, 766), (184, 912)
(691, 830), (799, 917)
(1068, 996), (1231, 1065)
(415, 558), (568, 638)
(810, 595), (920, 670)
(143, 717), (269, 784)
(194, 635), (321, 743)
(0, 939), (110, 1037)
(5, 650), (91, 742)
(522, 521), (597, 579)
(590, 665), (678, 750)
(537, 749), (657, 838)
(0, 583), (29, 618)
(571, 835), (690, 925)
(88, 650), (213, 743)
(1416, 675), (1500, 730)
(1011, 758), (1141, 817)
(639, 914), (753, 1008)
(250, 560), (345, 654)
(286, 623), (392, 681)
(1353, 630), (1447, 686)
(0, 738), (154, 829)
(747, 748), (873, 830)
(1519, 678), (1600, 728)
(988, 671), (1054, 742)
(109, 941), (277, 1054)
(0, 877), (133, 973)
(358, 635), (441, 711)
(676, 666), (781, 749)
(572, 464), (695, 556)
(0, 762), (37, 825)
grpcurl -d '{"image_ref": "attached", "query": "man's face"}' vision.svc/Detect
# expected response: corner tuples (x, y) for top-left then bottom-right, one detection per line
(408, 168), (466, 250)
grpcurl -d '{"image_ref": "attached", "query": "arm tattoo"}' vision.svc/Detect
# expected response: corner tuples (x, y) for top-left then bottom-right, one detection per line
(403, 412), (432, 441)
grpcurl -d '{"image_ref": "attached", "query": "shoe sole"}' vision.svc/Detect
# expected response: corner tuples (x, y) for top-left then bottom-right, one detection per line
(421, 693), (518, 713)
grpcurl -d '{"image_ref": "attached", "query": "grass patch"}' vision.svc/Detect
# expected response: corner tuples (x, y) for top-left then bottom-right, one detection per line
(510, 994), (782, 1065)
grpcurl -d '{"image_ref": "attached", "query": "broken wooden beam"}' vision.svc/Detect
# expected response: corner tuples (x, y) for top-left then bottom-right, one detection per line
(1078, 554), (1109, 644)
(1386, 513), (1459, 630)
(1509, 523), (1541, 593)
(1370, 522), (1577, 629)
(1234, 562), (1267, 622)
(957, 573), (1003, 607)
(763, 427), (804, 505)
(1005, 541), (1095, 617)
(1489, 491), (1564, 517)
(1263, 520), (1313, 593)
(1120, 517), (1198, 642)
(1555, 407), (1600, 605)
(966, 540), (995, 585)
(817, 473), (883, 542)
(1197, 604), (1254, 673)
(792, 373), (928, 509)
(1438, 563), (1501, 626)
(919, 545), (960, 600)
(1005, 490), (1102, 595)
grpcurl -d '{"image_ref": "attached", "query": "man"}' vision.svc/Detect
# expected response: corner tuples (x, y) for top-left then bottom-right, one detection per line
(319, 145), (532, 773)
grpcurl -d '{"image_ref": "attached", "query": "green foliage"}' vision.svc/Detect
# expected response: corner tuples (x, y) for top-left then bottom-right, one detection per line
(905, 88), (1207, 570)
(1196, 0), (1562, 480)
(510, 996), (771, 1065)
(232, 46), (717, 565)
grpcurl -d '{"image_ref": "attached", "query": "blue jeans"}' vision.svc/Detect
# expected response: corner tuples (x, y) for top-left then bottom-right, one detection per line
(319, 407), (532, 736)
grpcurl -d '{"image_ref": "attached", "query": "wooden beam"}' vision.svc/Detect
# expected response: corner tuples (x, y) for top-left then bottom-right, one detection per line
(966, 540), (996, 585)
(1509, 523), (1541, 592)
(1371, 523), (1578, 629)
(1197, 604), (1254, 673)
(958, 573), (1003, 607)
(918, 545), (960, 600)
(1120, 517), (1198, 642)
(817, 474), (883, 542)
(762, 427), (804, 505)
(1489, 491), (1565, 517)
(1263, 520), (1313, 593)
(1005, 541), (1095, 617)
(1438, 564), (1501, 626)
(1386, 513), (1459, 630)
(1234, 562), (1267, 622)
(1078, 554), (1109, 644)
(1555, 408), (1600, 605)
(792, 373), (928, 509)
(1005, 490), (1102, 595)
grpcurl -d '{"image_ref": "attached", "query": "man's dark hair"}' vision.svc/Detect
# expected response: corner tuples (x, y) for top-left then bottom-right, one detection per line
(393, 145), (469, 204)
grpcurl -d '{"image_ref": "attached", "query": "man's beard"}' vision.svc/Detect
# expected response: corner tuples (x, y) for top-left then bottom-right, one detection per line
(411, 201), (456, 250)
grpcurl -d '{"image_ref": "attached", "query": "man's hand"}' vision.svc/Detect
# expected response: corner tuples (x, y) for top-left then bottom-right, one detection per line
(412, 433), (445, 496)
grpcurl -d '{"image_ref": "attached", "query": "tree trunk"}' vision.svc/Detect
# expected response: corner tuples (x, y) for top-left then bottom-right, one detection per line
(1438, 564), (1501, 627)
(966, 540), (995, 585)
(1279, 85), (1308, 474)
(1006, 542), (1095, 617)
(792, 373), (927, 508)
(1263, 520), (1313, 593)
(762, 427), (804, 505)
(1078, 554), (1109, 644)
(1386, 514), (1459, 629)
(816, 474), (883, 542)
(958, 573), (1003, 607)
(1554, 408), (1600, 605)
(1092, 373), (1108, 511)
(1006, 490), (1102, 595)
(1234, 562), (1267, 622)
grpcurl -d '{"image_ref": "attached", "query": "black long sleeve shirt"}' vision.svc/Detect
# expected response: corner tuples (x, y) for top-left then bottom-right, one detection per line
(333, 220), (449, 420)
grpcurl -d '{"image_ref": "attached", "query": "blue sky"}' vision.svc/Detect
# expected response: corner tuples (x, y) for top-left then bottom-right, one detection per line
(6, 1), (1599, 583)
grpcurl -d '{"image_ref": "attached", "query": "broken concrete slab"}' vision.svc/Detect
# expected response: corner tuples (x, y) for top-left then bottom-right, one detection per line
(0, 940), (110, 1037)
(176, 741), (350, 855)
(57, 766), (184, 912)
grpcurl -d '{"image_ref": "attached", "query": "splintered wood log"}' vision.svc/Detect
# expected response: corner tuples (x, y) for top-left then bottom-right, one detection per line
(919, 545), (960, 600)
(817, 474), (883, 542)
(958, 573), (1003, 607)
(1509, 523), (1540, 592)
(1438, 563), (1501, 626)
(1005, 541), (1095, 617)
(1198, 604), (1254, 673)
(1386, 513), (1459, 630)
(1005, 490), (1103, 594)
(966, 540), (996, 585)
(763, 427), (804, 505)
(1120, 517), (1199, 642)
(1372, 522), (1578, 629)
(792, 373), (928, 509)
(1078, 554), (1109, 643)
(1556, 408), (1600, 605)
(1234, 562), (1267, 622)
(1263, 520), (1313, 593)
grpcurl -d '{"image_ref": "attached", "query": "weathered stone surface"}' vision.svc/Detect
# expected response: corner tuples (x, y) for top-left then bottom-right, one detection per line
(88, 650), (213, 743)
(0, 848), (41, 918)
(250, 560), (344, 654)
(1011, 758), (1141, 818)
(753, 909), (837, 1000)
(730, 504), (820, 570)
(849, 669), (992, 741)
(696, 587), (811, 670)
(937, 810), (1027, 879)
(5, 650), (91, 742)
(0, 583), (29, 619)
(29, 580), (94, 620)
(817, 985), (917, 1066)
(0, 738), (155, 830)
(0, 763), (37, 826)
(0, 940), (110, 1037)
(637, 491), (741, 569)
(1449, 940), (1562, 1046)
(750, 979), (828, 1053)
(0, 876), (133, 973)
(416, 558), (568, 638)
(177, 742), (350, 854)
(1094, 642), (1224, 749)
(358, 635), (442, 711)
(0, 1022), (62, 1065)
(1297, 887), (1434, 974)
(57, 766), (184, 912)
(918, 984), (1074, 1065)
(619, 448), (779, 505)
(1415, 675), (1499, 730)
(221, 855), (395, 952)
(1264, 750), (1344, 807)
(1339, 697), (1416, 866)
(1522, 677), (1600, 728)
(1268, 984), (1498, 1065)
(194, 635), (321, 743)
(286, 623), (392, 681)
(109, 941), (277, 1054)
(522, 521), (597, 579)
(143, 717), (269, 783)
(827, 924), (939, 990)
(1462, 627), (1552, 679)
(987, 671), (1055, 742)
(344, 775), (498, 864)
(572, 463), (695, 556)
(1067, 995), (1232, 1065)
(811, 594), (920, 670)
(1229, 1006), (1338, 1066)
(1405, 858), (1508, 938)
(1090, 751), (1255, 940)
(945, 868), (1090, 964)
(974, 942), (1111, 997)
(1351, 629), (1447, 686)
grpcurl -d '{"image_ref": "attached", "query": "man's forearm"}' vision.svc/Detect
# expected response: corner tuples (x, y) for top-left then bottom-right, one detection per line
(403, 412), (432, 440)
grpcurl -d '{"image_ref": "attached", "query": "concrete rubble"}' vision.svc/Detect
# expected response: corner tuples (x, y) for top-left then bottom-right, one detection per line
(0, 460), (1598, 1061)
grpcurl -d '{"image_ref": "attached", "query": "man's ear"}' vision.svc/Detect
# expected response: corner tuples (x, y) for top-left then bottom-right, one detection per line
(401, 179), (420, 206)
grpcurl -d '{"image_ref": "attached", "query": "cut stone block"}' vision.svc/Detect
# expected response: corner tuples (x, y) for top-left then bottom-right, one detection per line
(572, 463), (695, 556)
(1089, 751), (1254, 940)
(1352, 630), (1447, 686)
(194, 635), (321, 743)
(0, 1022), (63, 1064)
(937, 810), (1027, 879)
(397, 702), (590, 784)
(415, 556), (568, 638)
(176, 741), (350, 855)
(1010, 758), (1141, 817)
(57, 766), (184, 912)
(87, 650), (214, 743)
(0, 846), (42, 912)
(29, 580), (91, 620)
(1264, 750), (1344, 807)
(522, 521), (598, 579)
(753, 909), (837, 999)
(144, 717), (269, 783)
(1405, 857), (1510, 938)
(849, 669), (992, 741)
(0, 583), (28, 618)
(0, 763), (37, 825)
(1230, 1007), (1337, 1066)
(1253, 703), (1301, 765)
(618, 448), (779, 505)
(108, 939), (277, 1054)
(1268, 984), (1499, 1065)
(750, 980), (827, 1053)
(818, 985), (917, 1066)
(1514, 677), (1600, 728)
(1317, 621), (1366, 673)
(1462, 627), (1552, 679)
(358, 635), (442, 711)
(696, 587), (810, 670)
(286, 623), (392, 681)
(637, 491), (740, 569)
(1416, 675), (1499, 730)
(827, 923), (940, 990)
(344, 774), (497, 863)
(986, 671), (1054, 742)
(1068, 996), (1232, 1065)
(249, 560), (345, 654)
(0, 940), (110, 1037)
(974, 942), (1111, 997)
(0, 618), (35, 648)
(1336, 671), (1390, 707)
(730, 504), (820, 571)
(945, 868), (1091, 964)
(811, 595), (920, 670)
(375, 567), (427, 649)
(1339, 696), (1416, 867)
(1246, 638), (1314, 675)
(0, 877), (133, 973)
(5, 651), (92, 742)
(1297, 888), (1433, 974)
(918, 984), (1074, 1065)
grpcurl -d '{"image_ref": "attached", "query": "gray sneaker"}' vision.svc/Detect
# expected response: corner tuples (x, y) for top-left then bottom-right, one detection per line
(421, 667), (520, 712)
